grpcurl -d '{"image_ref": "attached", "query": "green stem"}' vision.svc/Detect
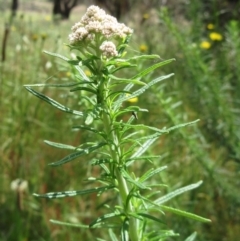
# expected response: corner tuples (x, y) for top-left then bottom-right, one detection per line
(102, 109), (139, 241)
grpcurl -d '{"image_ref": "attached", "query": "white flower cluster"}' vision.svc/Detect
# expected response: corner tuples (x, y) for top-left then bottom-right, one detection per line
(100, 41), (118, 58)
(69, 5), (133, 45)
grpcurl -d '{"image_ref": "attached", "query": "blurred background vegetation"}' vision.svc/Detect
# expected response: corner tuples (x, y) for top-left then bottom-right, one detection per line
(0, 0), (240, 240)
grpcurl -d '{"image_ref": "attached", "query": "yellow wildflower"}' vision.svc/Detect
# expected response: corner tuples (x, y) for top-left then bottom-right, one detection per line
(45, 15), (51, 21)
(31, 34), (38, 41)
(139, 44), (148, 52)
(11, 26), (16, 31)
(200, 41), (211, 49)
(84, 70), (91, 77)
(207, 23), (214, 30)
(41, 33), (47, 40)
(209, 32), (223, 41)
(143, 13), (149, 20)
(65, 72), (71, 77)
(126, 94), (138, 103)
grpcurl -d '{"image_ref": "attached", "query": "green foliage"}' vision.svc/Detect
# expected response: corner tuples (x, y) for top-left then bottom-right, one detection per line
(23, 6), (210, 240)
(1, 1), (240, 241)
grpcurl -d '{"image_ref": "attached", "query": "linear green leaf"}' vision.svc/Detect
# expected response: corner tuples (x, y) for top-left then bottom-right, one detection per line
(131, 59), (175, 80)
(89, 212), (123, 228)
(126, 54), (161, 61)
(70, 86), (97, 94)
(154, 181), (203, 205)
(159, 205), (211, 223)
(44, 50), (69, 61)
(109, 74), (146, 86)
(50, 219), (89, 228)
(137, 212), (165, 224)
(90, 158), (113, 166)
(44, 140), (77, 151)
(48, 142), (107, 166)
(139, 166), (168, 183)
(184, 232), (197, 241)
(114, 74), (174, 109)
(119, 168), (149, 190)
(25, 87), (83, 116)
(121, 218), (129, 241)
(74, 65), (90, 81)
(43, 50), (90, 81)
(125, 155), (161, 166)
(33, 185), (115, 199)
(24, 82), (81, 88)
(109, 229), (119, 241)
(130, 138), (158, 159)
(72, 125), (106, 137)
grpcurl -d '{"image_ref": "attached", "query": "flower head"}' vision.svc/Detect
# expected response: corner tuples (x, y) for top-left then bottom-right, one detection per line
(200, 41), (211, 49)
(139, 44), (148, 52)
(209, 32), (223, 41)
(207, 23), (214, 30)
(100, 41), (118, 58)
(69, 5), (133, 46)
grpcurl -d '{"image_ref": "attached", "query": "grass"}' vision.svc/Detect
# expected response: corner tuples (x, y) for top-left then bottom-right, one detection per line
(1, 1), (240, 241)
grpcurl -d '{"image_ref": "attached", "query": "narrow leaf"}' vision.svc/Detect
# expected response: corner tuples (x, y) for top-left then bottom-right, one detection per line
(50, 219), (89, 228)
(74, 65), (90, 81)
(44, 140), (77, 151)
(131, 59), (175, 80)
(154, 181), (203, 205)
(159, 205), (211, 223)
(119, 168), (149, 190)
(33, 185), (115, 199)
(130, 137), (158, 159)
(89, 212), (123, 228)
(109, 74), (146, 86)
(48, 142), (107, 166)
(184, 232), (197, 241)
(44, 50), (69, 61)
(43, 50), (90, 81)
(70, 86), (97, 94)
(24, 82), (81, 88)
(127, 54), (161, 61)
(109, 229), (119, 241)
(139, 166), (168, 183)
(25, 87), (83, 116)
(121, 218), (129, 241)
(114, 74), (174, 109)
(137, 212), (165, 224)
(90, 158), (113, 166)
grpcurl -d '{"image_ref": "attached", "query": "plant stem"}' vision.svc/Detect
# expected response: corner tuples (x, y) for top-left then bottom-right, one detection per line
(102, 109), (139, 241)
